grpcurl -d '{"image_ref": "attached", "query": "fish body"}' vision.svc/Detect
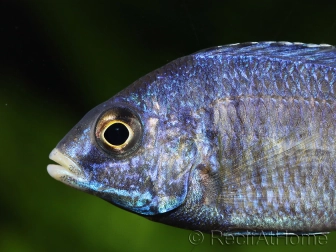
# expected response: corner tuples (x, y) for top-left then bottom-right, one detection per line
(48, 42), (336, 235)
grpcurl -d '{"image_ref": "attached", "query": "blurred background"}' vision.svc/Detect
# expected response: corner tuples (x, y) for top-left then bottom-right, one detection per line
(1, 0), (336, 251)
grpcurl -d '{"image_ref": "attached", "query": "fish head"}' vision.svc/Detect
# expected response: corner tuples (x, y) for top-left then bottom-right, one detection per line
(47, 96), (198, 215)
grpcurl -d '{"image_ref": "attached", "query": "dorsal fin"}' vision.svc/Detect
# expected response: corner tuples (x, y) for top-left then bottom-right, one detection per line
(193, 41), (336, 68)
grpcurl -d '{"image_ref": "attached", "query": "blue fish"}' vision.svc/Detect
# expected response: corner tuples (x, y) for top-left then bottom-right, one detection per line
(48, 42), (336, 235)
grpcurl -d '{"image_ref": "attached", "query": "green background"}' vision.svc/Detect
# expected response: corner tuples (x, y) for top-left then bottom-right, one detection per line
(1, 0), (336, 251)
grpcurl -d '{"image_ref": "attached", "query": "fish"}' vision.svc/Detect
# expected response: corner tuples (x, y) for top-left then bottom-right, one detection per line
(48, 42), (336, 236)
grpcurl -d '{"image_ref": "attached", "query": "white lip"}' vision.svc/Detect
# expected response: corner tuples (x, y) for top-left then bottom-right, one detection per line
(47, 148), (86, 189)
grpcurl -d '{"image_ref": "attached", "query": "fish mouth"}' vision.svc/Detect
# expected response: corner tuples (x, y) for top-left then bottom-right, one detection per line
(47, 148), (87, 190)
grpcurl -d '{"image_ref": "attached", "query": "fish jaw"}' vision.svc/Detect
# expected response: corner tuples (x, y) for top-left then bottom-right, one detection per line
(47, 148), (88, 190)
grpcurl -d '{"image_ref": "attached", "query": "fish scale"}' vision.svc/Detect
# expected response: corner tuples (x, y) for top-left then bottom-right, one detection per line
(48, 42), (336, 235)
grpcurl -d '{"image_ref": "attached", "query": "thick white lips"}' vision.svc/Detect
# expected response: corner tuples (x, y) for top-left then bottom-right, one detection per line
(47, 148), (86, 189)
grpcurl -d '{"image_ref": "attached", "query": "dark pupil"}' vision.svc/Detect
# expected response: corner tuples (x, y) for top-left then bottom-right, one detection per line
(104, 123), (129, 146)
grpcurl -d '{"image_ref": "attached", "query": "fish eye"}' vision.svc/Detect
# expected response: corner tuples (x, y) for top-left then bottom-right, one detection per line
(103, 121), (131, 147)
(95, 106), (142, 157)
